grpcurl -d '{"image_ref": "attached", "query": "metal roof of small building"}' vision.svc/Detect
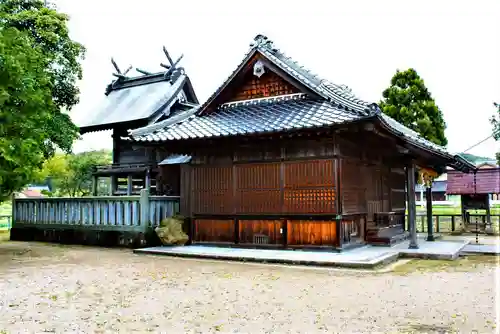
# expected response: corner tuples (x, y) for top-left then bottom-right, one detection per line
(78, 50), (199, 134)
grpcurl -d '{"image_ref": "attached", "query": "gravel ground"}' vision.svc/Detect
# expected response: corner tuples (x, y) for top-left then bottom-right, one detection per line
(0, 241), (497, 333)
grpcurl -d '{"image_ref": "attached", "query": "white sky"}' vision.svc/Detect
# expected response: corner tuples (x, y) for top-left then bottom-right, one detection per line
(55, 0), (500, 158)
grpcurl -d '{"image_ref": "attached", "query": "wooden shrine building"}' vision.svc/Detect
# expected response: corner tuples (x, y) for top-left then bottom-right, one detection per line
(78, 47), (199, 196)
(97, 35), (475, 250)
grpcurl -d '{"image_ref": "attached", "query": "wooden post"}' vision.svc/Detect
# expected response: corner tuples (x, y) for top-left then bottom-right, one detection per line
(406, 163), (418, 249)
(426, 186), (435, 241)
(127, 175), (133, 196)
(145, 169), (151, 192)
(485, 195), (493, 234)
(11, 193), (16, 232)
(92, 176), (98, 196)
(139, 189), (150, 231)
(110, 176), (117, 196)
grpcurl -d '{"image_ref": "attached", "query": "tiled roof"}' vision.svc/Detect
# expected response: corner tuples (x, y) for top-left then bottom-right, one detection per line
(131, 94), (362, 142)
(378, 113), (448, 155)
(79, 67), (198, 134)
(196, 34), (377, 117)
(128, 34), (476, 173)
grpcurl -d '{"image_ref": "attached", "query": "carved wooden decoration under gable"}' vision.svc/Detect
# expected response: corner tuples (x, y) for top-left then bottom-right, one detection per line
(229, 68), (300, 102)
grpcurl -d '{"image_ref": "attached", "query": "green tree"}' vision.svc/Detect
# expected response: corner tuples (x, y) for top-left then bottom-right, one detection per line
(0, 0), (86, 110)
(380, 68), (448, 146)
(492, 102), (500, 165)
(0, 1), (84, 200)
(0, 27), (55, 201)
(34, 150), (112, 197)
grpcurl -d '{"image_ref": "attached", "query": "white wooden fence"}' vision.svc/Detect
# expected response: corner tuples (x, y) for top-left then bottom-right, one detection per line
(12, 189), (179, 232)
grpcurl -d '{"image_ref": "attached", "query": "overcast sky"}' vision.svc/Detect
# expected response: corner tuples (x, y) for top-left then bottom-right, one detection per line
(56, 0), (499, 158)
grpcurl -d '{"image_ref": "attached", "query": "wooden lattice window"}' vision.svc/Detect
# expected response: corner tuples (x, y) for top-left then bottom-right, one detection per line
(191, 166), (233, 214)
(283, 160), (336, 213)
(235, 163), (281, 213)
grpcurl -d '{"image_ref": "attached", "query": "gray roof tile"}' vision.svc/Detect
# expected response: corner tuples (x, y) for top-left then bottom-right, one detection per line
(132, 94), (361, 142)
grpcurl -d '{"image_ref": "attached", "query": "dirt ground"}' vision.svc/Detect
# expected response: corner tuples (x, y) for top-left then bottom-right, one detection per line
(0, 239), (497, 333)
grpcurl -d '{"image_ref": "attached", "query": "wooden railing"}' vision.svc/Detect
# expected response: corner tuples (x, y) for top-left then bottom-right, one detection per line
(94, 162), (155, 173)
(406, 214), (500, 233)
(12, 190), (179, 232)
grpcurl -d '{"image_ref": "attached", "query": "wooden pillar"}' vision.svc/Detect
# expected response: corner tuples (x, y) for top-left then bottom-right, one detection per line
(485, 195), (493, 234)
(426, 186), (435, 241)
(109, 176), (117, 196)
(406, 163), (418, 249)
(145, 169), (151, 192)
(139, 188), (150, 231)
(127, 175), (133, 196)
(92, 175), (98, 196)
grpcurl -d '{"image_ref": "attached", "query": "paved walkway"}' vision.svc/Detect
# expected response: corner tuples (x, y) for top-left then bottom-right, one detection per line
(135, 237), (469, 268)
(461, 243), (500, 255)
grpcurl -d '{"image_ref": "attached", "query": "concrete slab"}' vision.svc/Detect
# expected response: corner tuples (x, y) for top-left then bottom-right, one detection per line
(134, 238), (470, 268)
(461, 243), (500, 255)
(392, 239), (469, 260)
(134, 245), (400, 269)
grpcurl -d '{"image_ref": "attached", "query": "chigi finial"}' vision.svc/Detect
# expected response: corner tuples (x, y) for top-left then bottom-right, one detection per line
(251, 34), (274, 48)
(160, 45), (184, 80)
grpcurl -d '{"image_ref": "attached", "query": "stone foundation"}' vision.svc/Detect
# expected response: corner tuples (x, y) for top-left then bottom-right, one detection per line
(9, 227), (166, 249)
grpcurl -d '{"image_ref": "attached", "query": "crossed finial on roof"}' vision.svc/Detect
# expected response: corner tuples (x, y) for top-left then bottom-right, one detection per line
(250, 34), (275, 49)
(160, 46), (184, 79)
(111, 58), (132, 79)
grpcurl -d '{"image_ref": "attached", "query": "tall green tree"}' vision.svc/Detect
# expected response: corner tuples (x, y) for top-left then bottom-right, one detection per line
(379, 68), (448, 146)
(0, 0), (84, 200)
(492, 102), (500, 165)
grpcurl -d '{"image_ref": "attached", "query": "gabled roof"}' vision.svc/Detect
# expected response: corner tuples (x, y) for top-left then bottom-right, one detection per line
(78, 54), (199, 134)
(129, 34), (476, 173)
(197, 34), (375, 116)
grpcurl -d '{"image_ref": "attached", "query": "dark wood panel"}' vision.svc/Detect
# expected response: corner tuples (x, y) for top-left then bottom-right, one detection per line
(235, 163), (281, 213)
(287, 220), (337, 246)
(283, 159), (334, 188)
(194, 219), (234, 243)
(192, 166), (233, 214)
(283, 159), (337, 213)
(238, 220), (283, 245)
(229, 69), (300, 102)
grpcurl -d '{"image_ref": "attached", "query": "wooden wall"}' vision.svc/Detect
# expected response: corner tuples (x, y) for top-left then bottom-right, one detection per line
(185, 135), (406, 217)
(228, 67), (300, 102)
(190, 159), (338, 215)
(193, 218), (338, 247)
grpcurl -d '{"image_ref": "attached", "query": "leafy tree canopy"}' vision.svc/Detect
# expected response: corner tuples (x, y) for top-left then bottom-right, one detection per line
(0, 0), (84, 201)
(379, 68), (448, 147)
(34, 150), (112, 197)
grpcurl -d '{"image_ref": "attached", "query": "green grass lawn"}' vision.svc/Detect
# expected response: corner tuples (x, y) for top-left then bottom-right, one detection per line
(417, 207), (500, 215)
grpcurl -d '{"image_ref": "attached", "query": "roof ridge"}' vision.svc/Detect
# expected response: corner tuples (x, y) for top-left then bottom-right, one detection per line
(251, 34), (375, 116)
